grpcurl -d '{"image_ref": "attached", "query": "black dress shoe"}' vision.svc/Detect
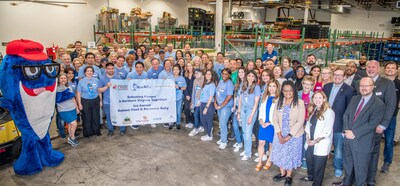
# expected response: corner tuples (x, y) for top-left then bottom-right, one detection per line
(284, 177), (293, 186)
(273, 173), (286, 182)
(176, 125), (181, 130)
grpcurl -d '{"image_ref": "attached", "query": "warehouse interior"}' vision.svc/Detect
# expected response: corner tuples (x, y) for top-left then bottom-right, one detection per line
(1, 0), (400, 185)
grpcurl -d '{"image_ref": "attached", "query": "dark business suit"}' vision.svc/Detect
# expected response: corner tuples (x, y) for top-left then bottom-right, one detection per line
(324, 83), (355, 171)
(349, 73), (365, 89)
(356, 76), (397, 184)
(342, 94), (384, 186)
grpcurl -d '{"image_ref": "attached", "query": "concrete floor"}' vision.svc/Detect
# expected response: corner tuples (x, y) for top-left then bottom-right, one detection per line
(1, 121), (399, 186)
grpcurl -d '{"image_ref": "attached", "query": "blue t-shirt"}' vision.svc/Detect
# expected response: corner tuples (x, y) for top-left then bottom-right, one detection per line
(165, 51), (176, 59)
(77, 77), (100, 99)
(241, 85), (261, 107)
(69, 81), (77, 93)
(147, 66), (164, 79)
(78, 65), (102, 79)
(213, 62), (224, 78)
(216, 79), (234, 107)
(114, 66), (128, 79)
(200, 83), (216, 103)
(261, 50), (278, 64)
(158, 70), (173, 79)
(174, 76), (187, 101)
(98, 74), (121, 104)
(127, 71), (148, 79)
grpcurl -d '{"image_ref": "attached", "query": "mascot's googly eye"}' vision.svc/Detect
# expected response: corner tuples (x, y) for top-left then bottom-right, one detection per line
(24, 66), (41, 78)
(45, 65), (55, 74)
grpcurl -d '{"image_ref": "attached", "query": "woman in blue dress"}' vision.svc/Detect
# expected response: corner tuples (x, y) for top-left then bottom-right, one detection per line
(256, 80), (280, 171)
(271, 80), (305, 186)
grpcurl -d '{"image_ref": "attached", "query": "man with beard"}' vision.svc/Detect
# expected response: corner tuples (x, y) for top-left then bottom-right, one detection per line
(305, 54), (316, 74)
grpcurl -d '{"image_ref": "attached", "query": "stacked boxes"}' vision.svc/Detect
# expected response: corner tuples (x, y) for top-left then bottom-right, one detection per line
(158, 11), (177, 29)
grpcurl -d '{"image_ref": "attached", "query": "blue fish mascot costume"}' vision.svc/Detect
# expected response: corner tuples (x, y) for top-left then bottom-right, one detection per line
(0, 39), (64, 175)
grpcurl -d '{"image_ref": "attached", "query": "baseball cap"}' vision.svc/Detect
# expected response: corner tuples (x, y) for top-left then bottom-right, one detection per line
(6, 39), (48, 61)
(159, 50), (165, 54)
(194, 68), (202, 73)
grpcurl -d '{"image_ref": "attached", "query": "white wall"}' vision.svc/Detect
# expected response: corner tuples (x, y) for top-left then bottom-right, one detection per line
(0, 0), (214, 54)
(330, 8), (400, 36)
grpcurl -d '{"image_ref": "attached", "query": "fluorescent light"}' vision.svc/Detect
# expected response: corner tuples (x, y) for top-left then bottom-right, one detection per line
(253, 7), (265, 9)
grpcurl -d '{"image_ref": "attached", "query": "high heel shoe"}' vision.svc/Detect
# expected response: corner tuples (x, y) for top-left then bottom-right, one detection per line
(255, 163), (263, 172)
(263, 161), (272, 170)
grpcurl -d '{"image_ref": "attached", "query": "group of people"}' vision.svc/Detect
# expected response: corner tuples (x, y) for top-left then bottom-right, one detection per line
(54, 41), (399, 186)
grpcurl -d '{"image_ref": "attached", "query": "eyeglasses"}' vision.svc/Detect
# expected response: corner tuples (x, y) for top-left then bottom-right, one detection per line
(360, 84), (374, 88)
(13, 61), (60, 80)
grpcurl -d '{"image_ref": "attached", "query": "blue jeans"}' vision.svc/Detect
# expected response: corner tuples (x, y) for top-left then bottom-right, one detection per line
(384, 116), (397, 164)
(103, 104), (126, 133)
(176, 98), (183, 125)
(218, 106), (232, 143)
(194, 106), (201, 128)
(333, 132), (344, 170)
(200, 103), (215, 136)
(241, 106), (258, 157)
(55, 107), (65, 138)
(232, 111), (242, 144)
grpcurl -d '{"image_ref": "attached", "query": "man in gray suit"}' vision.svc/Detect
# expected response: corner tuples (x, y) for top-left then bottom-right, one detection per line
(361, 60), (397, 186)
(333, 77), (384, 186)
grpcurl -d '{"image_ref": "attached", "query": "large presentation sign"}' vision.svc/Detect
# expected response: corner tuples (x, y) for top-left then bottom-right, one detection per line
(110, 79), (177, 126)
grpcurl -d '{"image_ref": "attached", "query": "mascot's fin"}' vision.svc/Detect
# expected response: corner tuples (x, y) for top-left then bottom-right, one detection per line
(56, 89), (75, 103)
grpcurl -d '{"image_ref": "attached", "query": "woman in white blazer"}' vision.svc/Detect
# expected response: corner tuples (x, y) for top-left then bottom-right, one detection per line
(256, 80), (280, 171)
(302, 90), (335, 186)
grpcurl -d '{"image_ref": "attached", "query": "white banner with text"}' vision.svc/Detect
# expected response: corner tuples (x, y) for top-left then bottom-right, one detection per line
(110, 79), (177, 126)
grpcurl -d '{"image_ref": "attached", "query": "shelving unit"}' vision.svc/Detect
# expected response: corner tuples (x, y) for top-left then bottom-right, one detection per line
(383, 40), (400, 62)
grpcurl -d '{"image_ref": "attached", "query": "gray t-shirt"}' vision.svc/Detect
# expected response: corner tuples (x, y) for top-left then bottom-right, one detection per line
(56, 85), (76, 112)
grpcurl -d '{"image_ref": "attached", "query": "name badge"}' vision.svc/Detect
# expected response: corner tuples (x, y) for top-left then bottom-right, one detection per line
(375, 92), (382, 96)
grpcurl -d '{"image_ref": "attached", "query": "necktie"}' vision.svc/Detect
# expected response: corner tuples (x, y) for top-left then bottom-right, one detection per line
(353, 98), (365, 123)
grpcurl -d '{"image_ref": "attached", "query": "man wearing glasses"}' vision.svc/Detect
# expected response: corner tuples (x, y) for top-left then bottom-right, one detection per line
(333, 77), (384, 186)
(323, 69), (355, 178)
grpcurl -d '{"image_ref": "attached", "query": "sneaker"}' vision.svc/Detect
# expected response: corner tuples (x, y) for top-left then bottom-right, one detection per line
(188, 128), (199, 137)
(177, 124), (181, 130)
(216, 139), (222, 145)
(185, 123), (193, 128)
(300, 177), (312, 182)
(380, 162), (390, 173)
(240, 150), (246, 156)
(234, 143), (243, 152)
(120, 131), (126, 136)
(198, 126), (205, 133)
(254, 154), (268, 162)
(241, 155), (251, 161)
(151, 124), (156, 128)
(200, 134), (213, 141)
(163, 123), (169, 128)
(169, 124), (175, 130)
(255, 152), (259, 157)
(68, 137), (79, 147)
(335, 169), (343, 177)
(219, 142), (227, 150)
(130, 125), (139, 130)
(233, 143), (239, 148)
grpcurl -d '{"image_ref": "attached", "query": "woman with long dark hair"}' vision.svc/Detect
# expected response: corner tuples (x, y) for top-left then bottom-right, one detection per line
(199, 70), (216, 141)
(238, 70), (261, 161)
